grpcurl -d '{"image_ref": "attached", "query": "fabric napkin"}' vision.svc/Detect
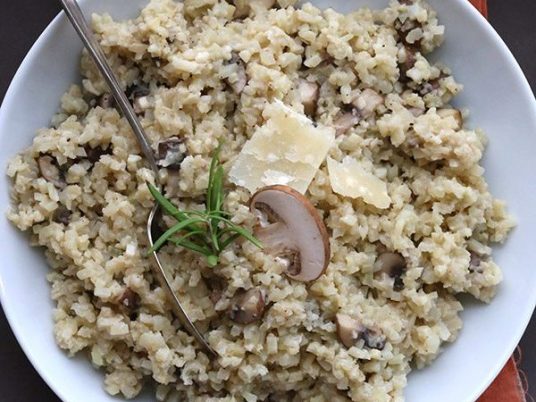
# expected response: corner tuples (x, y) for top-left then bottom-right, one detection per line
(465, 5), (527, 402)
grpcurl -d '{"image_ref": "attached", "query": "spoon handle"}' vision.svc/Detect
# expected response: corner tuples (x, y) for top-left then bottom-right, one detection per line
(59, 0), (158, 175)
(59, 0), (217, 357)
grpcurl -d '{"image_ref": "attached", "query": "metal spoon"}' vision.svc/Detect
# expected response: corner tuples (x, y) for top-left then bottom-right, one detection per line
(59, 0), (216, 357)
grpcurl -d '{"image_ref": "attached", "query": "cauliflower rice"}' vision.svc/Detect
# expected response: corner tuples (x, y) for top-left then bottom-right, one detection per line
(6, 0), (514, 400)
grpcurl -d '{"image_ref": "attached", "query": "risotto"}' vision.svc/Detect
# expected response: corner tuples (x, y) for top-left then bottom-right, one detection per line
(6, 0), (514, 400)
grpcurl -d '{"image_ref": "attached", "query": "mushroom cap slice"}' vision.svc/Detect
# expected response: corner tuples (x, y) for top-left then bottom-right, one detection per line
(336, 313), (363, 348)
(229, 288), (266, 325)
(250, 185), (330, 282)
(336, 313), (386, 350)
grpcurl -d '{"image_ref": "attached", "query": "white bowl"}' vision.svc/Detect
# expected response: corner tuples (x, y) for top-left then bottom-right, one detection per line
(0, 1), (535, 401)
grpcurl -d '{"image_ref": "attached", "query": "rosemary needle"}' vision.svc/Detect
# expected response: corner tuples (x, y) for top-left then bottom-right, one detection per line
(147, 146), (262, 267)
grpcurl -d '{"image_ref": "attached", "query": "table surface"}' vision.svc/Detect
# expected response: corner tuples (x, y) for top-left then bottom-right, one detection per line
(0, 1), (534, 401)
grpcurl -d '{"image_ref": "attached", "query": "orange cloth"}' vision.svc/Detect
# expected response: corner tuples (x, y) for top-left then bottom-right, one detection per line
(469, 0), (488, 17)
(465, 5), (527, 401)
(479, 357), (526, 402)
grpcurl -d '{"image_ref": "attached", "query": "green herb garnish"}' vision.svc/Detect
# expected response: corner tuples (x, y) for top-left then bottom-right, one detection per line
(147, 145), (262, 267)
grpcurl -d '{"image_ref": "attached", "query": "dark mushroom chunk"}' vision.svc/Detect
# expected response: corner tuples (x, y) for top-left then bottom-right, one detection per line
(374, 252), (407, 291)
(37, 155), (66, 189)
(117, 288), (141, 319)
(204, 276), (226, 304)
(229, 288), (265, 325)
(333, 108), (361, 136)
(53, 206), (71, 225)
(298, 79), (319, 117)
(419, 77), (443, 96)
(84, 145), (112, 164)
(360, 327), (387, 350)
(157, 137), (185, 170)
(126, 83), (150, 114)
(395, 17), (423, 49)
(336, 314), (386, 350)
(468, 251), (484, 274)
(225, 53), (247, 95)
(97, 93), (116, 109)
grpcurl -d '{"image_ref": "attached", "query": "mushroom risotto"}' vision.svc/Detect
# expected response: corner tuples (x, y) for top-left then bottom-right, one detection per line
(6, 0), (515, 400)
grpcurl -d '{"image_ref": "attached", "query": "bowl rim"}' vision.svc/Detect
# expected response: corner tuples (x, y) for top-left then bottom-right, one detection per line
(0, 1), (535, 401)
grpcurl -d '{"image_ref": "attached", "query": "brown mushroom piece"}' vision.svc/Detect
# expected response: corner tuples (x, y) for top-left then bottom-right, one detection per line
(126, 83), (150, 114)
(333, 109), (361, 136)
(437, 108), (463, 130)
(117, 288), (141, 320)
(225, 53), (247, 95)
(374, 252), (407, 291)
(157, 137), (185, 170)
(468, 251), (485, 274)
(336, 314), (386, 350)
(53, 206), (71, 225)
(97, 93), (115, 109)
(37, 155), (66, 189)
(118, 288), (141, 310)
(249, 185), (330, 282)
(352, 88), (384, 119)
(229, 288), (265, 325)
(298, 79), (319, 117)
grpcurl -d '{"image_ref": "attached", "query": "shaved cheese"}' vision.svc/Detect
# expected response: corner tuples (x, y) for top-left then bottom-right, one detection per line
(327, 157), (391, 209)
(230, 100), (335, 194)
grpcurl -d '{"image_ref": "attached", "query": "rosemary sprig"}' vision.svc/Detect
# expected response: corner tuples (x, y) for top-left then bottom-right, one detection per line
(147, 145), (262, 267)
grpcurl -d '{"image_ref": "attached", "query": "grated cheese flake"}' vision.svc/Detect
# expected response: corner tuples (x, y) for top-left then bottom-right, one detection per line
(327, 157), (391, 209)
(230, 100), (335, 194)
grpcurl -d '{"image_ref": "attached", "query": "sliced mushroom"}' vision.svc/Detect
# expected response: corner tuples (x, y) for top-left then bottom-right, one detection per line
(437, 108), (463, 130)
(157, 137), (185, 170)
(249, 185), (330, 282)
(53, 206), (71, 225)
(229, 288), (265, 324)
(37, 155), (66, 189)
(336, 314), (363, 348)
(352, 89), (384, 119)
(336, 314), (386, 350)
(225, 53), (247, 95)
(360, 327), (387, 350)
(97, 93), (115, 109)
(374, 252), (407, 291)
(333, 109), (361, 136)
(298, 79), (319, 117)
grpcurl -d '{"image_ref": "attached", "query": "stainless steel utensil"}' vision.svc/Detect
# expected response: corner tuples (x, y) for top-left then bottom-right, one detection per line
(59, 0), (216, 357)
